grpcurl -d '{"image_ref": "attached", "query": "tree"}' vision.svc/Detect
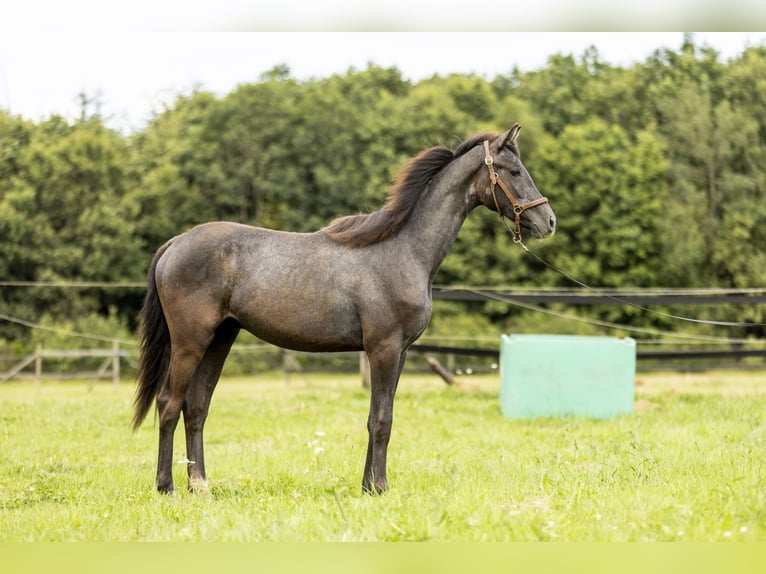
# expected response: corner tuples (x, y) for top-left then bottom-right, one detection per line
(530, 119), (668, 289)
(4, 44), (766, 346)
(510, 48), (614, 136)
(0, 113), (143, 338)
(128, 90), (220, 250)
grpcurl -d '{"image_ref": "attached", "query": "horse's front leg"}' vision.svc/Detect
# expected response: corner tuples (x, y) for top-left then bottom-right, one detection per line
(362, 344), (407, 494)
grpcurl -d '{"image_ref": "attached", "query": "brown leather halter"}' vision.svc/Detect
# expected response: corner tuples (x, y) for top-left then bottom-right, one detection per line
(483, 140), (549, 244)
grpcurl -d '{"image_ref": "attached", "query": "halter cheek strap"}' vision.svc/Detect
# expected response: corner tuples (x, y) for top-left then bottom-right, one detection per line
(483, 140), (549, 244)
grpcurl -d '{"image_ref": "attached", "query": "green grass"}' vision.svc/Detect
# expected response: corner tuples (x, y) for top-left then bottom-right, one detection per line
(1, 370), (766, 541)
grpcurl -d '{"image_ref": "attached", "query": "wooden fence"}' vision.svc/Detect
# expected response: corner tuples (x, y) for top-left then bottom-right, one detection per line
(2, 338), (765, 391)
(0, 341), (123, 389)
(2, 285), (765, 387)
(410, 343), (766, 367)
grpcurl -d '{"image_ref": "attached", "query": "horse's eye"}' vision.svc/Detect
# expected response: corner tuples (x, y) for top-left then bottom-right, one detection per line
(510, 169), (521, 177)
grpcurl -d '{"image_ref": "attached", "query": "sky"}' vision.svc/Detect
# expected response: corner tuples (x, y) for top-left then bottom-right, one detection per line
(1, 27), (766, 133)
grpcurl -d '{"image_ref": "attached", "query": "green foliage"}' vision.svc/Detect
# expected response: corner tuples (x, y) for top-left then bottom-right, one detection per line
(23, 309), (134, 373)
(532, 119), (667, 289)
(128, 90), (221, 248)
(2, 35), (766, 345)
(29, 308), (132, 351)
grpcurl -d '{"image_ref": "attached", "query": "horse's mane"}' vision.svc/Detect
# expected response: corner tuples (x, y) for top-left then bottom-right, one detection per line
(322, 132), (500, 247)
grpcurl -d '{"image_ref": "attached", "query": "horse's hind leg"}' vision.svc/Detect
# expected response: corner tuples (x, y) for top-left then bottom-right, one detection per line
(183, 321), (240, 493)
(155, 345), (205, 494)
(154, 314), (224, 494)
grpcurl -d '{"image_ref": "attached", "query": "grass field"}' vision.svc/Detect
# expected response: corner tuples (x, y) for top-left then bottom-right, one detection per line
(1, 369), (766, 541)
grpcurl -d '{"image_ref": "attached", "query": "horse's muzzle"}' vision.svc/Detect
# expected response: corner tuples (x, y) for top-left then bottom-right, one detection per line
(527, 207), (557, 239)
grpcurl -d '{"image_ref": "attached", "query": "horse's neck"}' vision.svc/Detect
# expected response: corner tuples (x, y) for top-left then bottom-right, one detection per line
(396, 149), (481, 279)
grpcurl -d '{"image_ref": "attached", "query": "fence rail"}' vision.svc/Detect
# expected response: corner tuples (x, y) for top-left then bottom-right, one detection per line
(432, 287), (766, 305)
(1, 287), (765, 385)
(2, 340), (765, 389)
(410, 343), (766, 363)
(1, 341), (123, 388)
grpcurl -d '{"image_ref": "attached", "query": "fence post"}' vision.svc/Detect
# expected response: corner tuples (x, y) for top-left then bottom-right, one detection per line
(112, 339), (120, 390)
(35, 343), (42, 389)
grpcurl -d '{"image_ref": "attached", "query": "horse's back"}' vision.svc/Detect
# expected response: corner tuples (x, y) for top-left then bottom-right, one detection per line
(154, 222), (367, 352)
(154, 221), (265, 300)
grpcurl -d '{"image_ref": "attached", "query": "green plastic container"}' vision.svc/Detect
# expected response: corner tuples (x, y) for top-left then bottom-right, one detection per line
(499, 334), (636, 419)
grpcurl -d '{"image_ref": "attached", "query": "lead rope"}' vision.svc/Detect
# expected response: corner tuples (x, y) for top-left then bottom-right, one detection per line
(514, 239), (766, 328)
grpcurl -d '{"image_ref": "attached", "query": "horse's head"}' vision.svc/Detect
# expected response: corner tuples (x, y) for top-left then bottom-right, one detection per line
(475, 125), (556, 242)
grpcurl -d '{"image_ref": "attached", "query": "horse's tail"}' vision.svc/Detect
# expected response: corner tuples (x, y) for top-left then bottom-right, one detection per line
(132, 241), (173, 431)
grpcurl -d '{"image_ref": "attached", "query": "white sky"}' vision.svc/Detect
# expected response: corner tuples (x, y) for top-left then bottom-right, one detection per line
(1, 28), (766, 132)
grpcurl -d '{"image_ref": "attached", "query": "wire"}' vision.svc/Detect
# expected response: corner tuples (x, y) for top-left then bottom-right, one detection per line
(0, 281), (144, 288)
(434, 284), (766, 295)
(4, 280), (766, 296)
(473, 290), (765, 346)
(0, 312), (136, 345)
(517, 241), (766, 328)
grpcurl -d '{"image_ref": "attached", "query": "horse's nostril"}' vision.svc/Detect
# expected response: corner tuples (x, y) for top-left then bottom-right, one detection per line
(549, 215), (557, 230)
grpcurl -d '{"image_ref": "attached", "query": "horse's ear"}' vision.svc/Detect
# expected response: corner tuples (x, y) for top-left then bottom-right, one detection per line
(493, 124), (522, 150)
(503, 123), (522, 147)
(496, 124), (522, 158)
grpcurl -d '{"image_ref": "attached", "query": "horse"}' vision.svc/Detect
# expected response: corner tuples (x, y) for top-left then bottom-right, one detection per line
(132, 124), (557, 495)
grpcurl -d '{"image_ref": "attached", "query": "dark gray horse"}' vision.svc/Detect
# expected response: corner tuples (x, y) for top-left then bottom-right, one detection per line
(133, 125), (556, 495)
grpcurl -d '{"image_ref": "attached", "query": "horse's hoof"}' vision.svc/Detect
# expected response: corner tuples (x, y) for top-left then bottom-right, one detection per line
(157, 483), (175, 495)
(362, 481), (388, 496)
(188, 478), (209, 494)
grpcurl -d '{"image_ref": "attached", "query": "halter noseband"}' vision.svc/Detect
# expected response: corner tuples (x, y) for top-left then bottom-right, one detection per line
(483, 140), (549, 244)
